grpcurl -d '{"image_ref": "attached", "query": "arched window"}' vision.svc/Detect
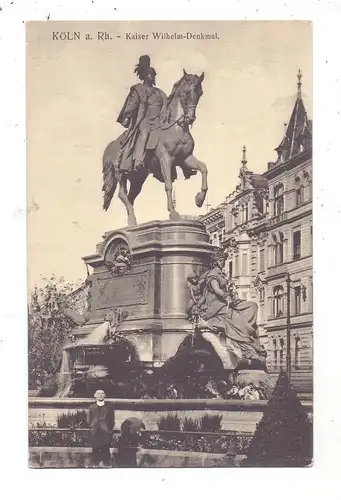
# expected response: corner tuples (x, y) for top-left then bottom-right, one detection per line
(274, 184), (284, 216)
(296, 185), (304, 206)
(273, 285), (284, 318)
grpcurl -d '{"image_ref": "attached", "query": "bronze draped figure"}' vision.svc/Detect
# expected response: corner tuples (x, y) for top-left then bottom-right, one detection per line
(102, 55), (208, 226)
(187, 252), (267, 372)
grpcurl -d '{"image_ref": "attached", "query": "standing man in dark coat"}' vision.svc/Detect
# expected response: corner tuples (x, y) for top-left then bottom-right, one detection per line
(87, 389), (115, 467)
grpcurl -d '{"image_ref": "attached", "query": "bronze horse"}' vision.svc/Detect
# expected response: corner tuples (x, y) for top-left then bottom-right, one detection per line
(102, 70), (208, 225)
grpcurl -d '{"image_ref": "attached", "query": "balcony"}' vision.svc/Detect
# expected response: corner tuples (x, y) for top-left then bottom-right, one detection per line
(268, 212), (287, 227)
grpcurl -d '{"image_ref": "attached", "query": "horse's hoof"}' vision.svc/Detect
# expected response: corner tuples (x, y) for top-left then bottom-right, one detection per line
(195, 191), (207, 208)
(169, 211), (182, 221)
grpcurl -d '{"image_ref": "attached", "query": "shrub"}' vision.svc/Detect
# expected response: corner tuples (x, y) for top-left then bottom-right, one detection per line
(57, 410), (87, 429)
(242, 370), (313, 467)
(200, 414), (223, 432)
(28, 428), (253, 454)
(28, 276), (82, 391)
(182, 417), (200, 432)
(145, 432), (252, 454)
(157, 414), (181, 431)
(29, 419), (56, 429)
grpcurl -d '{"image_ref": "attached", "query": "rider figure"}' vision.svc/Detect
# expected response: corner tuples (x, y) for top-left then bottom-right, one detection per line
(116, 55), (167, 172)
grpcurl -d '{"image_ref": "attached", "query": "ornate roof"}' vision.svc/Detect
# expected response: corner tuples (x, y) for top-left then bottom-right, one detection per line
(236, 146), (268, 192)
(272, 70), (312, 167)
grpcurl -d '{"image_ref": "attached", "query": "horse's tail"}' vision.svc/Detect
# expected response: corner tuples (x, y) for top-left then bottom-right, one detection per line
(102, 142), (119, 211)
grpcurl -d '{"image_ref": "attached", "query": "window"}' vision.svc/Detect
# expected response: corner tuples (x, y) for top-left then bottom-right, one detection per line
(228, 261), (233, 278)
(276, 232), (284, 264)
(274, 184), (284, 216)
(309, 277), (313, 312)
(308, 180), (312, 200)
(294, 286), (301, 315)
(273, 286), (284, 318)
(303, 171), (312, 200)
(279, 337), (285, 369)
(296, 185), (304, 206)
(294, 336), (301, 368)
(273, 233), (284, 265)
(239, 206), (244, 224)
(241, 204), (249, 224)
(310, 225), (313, 255)
(259, 288), (265, 302)
(293, 230), (301, 260)
(245, 203), (249, 222)
(259, 249), (265, 272)
(235, 255), (239, 277)
(272, 235), (277, 265)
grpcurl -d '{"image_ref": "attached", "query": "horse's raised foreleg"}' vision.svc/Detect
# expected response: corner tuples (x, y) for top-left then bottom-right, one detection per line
(118, 175), (137, 226)
(159, 149), (181, 220)
(183, 154), (208, 208)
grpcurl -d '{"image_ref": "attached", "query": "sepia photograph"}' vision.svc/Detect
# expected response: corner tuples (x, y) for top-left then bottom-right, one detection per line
(27, 20), (313, 468)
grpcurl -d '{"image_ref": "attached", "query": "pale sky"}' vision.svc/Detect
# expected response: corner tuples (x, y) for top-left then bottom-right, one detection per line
(27, 20), (312, 289)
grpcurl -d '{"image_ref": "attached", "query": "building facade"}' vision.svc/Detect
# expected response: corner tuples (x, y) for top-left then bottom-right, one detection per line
(200, 72), (313, 394)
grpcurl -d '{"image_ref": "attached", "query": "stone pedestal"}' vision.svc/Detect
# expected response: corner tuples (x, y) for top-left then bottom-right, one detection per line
(74, 219), (213, 364)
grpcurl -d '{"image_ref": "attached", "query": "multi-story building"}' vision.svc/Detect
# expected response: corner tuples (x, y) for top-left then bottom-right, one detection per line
(262, 70), (312, 393)
(200, 71), (313, 394)
(201, 200), (227, 247)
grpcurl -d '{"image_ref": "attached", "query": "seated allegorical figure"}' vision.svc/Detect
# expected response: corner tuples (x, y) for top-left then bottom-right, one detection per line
(187, 250), (267, 372)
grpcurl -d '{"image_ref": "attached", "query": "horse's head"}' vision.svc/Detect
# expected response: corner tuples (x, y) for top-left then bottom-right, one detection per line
(176, 69), (204, 125)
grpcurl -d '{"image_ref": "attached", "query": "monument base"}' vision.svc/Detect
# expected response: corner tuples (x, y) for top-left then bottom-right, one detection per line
(60, 219), (214, 394)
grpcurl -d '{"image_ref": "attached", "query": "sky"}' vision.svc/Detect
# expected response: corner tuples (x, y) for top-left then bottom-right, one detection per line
(26, 20), (312, 289)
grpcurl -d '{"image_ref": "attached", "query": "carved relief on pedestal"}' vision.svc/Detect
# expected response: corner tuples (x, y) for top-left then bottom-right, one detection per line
(104, 239), (132, 277)
(93, 271), (149, 310)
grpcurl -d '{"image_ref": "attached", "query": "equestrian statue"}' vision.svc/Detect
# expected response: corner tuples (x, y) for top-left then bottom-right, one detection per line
(102, 55), (208, 225)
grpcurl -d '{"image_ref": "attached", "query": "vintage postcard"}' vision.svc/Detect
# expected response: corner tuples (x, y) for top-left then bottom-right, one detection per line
(27, 20), (313, 468)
